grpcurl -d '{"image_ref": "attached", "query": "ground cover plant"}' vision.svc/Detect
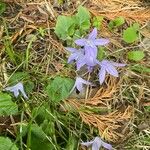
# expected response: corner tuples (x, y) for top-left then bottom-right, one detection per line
(0, 0), (150, 150)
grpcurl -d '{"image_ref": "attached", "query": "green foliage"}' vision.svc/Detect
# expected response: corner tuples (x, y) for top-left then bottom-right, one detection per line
(0, 137), (18, 150)
(128, 50), (145, 61)
(0, 2), (6, 15)
(97, 47), (105, 61)
(37, 27), (46, 37)
(0, 92), (18, 116)
(108, 16), (125, 29)
(8, 72), (30, 84)
(132, 23), (140, 30)
(46, 76), (74, 103)
(65, 134), (78, 150)
(55, 16), (75, 40)
(23, 124), (55, 150)
(123, 23), (140, 43)
(24, 81), (34, 94)
(130, 65), (150, 73)
(55, 6), (90, 41)
(75, 6), (91, 31)
(92, 16), (104, 29)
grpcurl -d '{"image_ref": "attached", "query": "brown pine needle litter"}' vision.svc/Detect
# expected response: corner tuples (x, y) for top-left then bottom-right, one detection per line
(65, 77), (134, 142)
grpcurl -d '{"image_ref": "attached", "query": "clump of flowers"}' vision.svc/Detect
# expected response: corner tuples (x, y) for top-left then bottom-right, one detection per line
(66, 28), (126, 91)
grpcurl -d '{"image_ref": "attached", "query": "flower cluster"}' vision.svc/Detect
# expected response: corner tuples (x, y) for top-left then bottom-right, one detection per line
(66, 28), (126, 92)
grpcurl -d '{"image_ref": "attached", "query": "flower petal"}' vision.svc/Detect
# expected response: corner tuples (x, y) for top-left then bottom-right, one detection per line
(92, 142), (100, 150)
(110, 61), (126, 67)
(76, 82), (84, 92)
(99, 67), (106, 85)
(102, 141), (112, 150)
(94, 39), (109, 46)
(76, 57), (86, 70)
(65, 47), (77, 52)
(75, 39), (86, 46)
(88, 28), (97, 39)
(85, 46), (97, 58)
(105, 63), (119, 77)
(68, 54), (76, 63)
(5, 82), (28, 99)
(81, 141), (93, 147)
(92, 137), (102, 150)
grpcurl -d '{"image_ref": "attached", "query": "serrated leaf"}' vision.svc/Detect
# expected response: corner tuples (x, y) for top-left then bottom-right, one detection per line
(55, 16), (75, 40)
(46, 76), (74, 103)
(0, 137), (18, 150)
(75, 6), (91, 30)
(0, 92), (18, 116)
(109, 16), (125, 29)
(123, 27), (138, 43)
(128, 50), (145, 61)
(0, 2), (6, 15)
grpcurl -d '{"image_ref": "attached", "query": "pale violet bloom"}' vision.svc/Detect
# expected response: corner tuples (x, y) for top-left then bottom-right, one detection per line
(75, 28), (109, 66)
(81, 136), (112, 150)
(98, 60), (126, 85)
(65, 47), (99, 71)
(65, 47), (86, 70)
(65, 47), (84, 64)
(5, 82), (28, 99)
(70, 77), (93, 93)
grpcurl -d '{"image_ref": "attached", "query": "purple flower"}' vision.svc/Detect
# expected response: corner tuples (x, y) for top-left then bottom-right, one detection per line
(98, 60), (126, 84)
(65, 47), (99, 71)
(70, 77), (93, 93)
(81, 136), (112, 150)
(5, 82), (28, 99)
(75, 28), (109, 66)
(65, 47), (86, 70)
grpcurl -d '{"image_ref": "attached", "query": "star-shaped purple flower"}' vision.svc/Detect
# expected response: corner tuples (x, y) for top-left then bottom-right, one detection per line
(4, 82), (28, 99)
(81, 136), (112, 150)
(65, 47), (86, 70)
(70, 77), (93, 93)
(98, 60), (126, 84)
(75, 28), (109, 66)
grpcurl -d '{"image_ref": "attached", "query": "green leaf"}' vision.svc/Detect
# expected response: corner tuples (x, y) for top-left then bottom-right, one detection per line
(75, 6), (91, 31)
(109, 16), (125, 29)
(0, 92), (18, 116)
(132, 23), (140, 31)
(130, 65), (150, 73)
(0, 137), (18, 150)
(92, 16), (104, 29)
(55, 16), (75, 40)
(8, 72), (30, 85)
(123, 26), (138, 43)
(24, 124), (55, 150)
(24, 81), (34, 94)
(0, 2), (6, 15)
(46, 76), (74, 103)
(128, 50), (145, 61)
(65, 134), (78, 150)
